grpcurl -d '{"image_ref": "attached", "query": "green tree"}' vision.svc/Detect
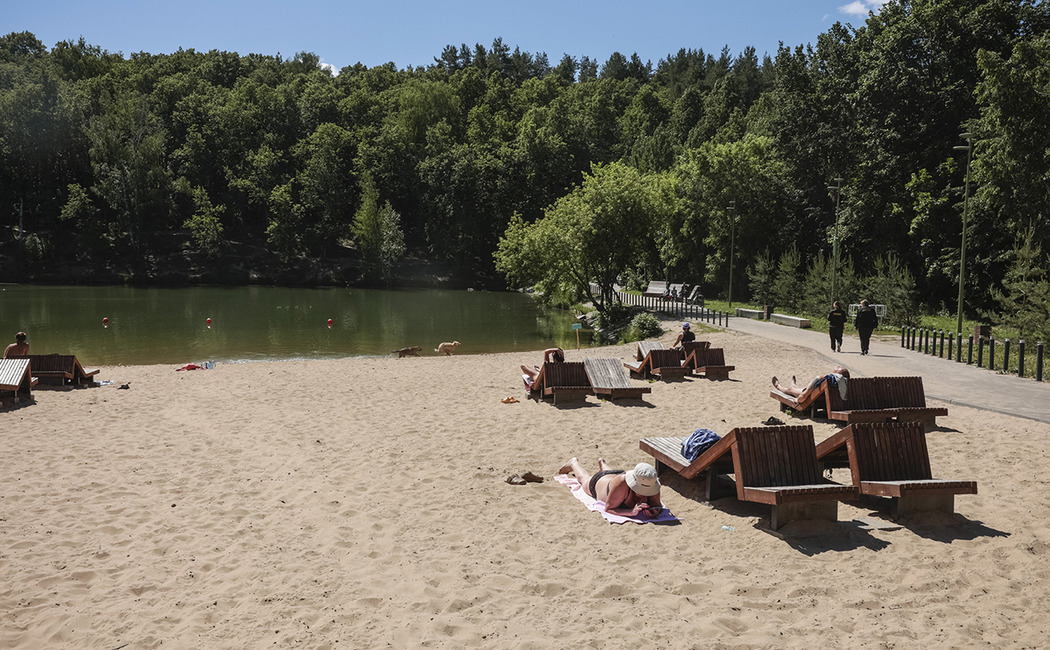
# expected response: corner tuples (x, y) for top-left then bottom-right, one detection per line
(991, 228), (1050, 342)
(351, 174), (405, 283)
(184, 185), (225, 257)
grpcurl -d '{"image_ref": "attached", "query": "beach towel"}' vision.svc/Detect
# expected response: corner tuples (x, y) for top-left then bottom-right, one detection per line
(681, 428), (720, 461)
(554, 474), (678, 525)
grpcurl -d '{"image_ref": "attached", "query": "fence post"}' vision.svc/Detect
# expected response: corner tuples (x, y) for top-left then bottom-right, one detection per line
(900, 327), (905, 348)
(910, 326), (916, 350)
(1018, 340), (1026, 378)
(948, 332), (954, 361)
(976, 336), (984, 367)
(989, 337), (996, 370)
(937, 330), (944, 357)
(1003, 338), (1011, 374)
(924, 329), (930, 354)
(1037, 342), (1044, 382)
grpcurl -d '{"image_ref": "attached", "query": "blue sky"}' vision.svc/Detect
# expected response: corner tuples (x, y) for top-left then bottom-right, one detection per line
(5, 0), (887, 73)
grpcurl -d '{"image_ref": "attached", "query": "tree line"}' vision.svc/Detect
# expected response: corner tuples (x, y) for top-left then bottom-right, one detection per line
(1, 0), (1048, 332)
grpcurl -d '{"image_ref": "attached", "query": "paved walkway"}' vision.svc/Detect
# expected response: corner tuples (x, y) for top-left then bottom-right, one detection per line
(724, 315), (1050, 425)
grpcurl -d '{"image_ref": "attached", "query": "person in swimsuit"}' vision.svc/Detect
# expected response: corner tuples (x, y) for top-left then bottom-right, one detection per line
(558, 457), (663, 517)
(521, 347), (565, 390)
(3, 332), (29, 358)
(771, 366), (850, 402)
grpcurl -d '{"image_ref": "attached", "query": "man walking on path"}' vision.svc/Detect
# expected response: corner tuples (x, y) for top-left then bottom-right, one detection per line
(854, 299), (879, 355)
(827, 301), (847, 352)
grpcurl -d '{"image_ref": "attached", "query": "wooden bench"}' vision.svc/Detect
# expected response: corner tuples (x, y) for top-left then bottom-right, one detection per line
(648, 348), (692, 380)
(641, 425), (858, 530)
(816, 422), (977, 518)
(692, 347), (734, 380)
(680, 340), (711, 369)
(734, 308), (764, 319)
(624, 341), (666, 376)
(542, 361), (592, 405)
(825, 377), (947, 427)
(0, 358), (37, 405)
(583, 358), (651, 401)
(642, 281), (667, 297)
(8, 354), (100, 387)
(770, 314), (811, 328)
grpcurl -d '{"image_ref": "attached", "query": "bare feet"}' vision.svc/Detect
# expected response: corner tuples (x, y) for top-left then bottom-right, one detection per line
(597, 457), (609, 471)
(558, 458), (577, 475)
(771, 376), (780, 389)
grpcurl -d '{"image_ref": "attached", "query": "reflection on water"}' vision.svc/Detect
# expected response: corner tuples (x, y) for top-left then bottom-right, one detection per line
(0, 285), (594, 365)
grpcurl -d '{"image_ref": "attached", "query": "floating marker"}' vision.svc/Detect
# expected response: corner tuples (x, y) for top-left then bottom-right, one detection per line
(327, 318), (333, 328)
(206, 317), (212, 329)
(102, 317), (109, 328)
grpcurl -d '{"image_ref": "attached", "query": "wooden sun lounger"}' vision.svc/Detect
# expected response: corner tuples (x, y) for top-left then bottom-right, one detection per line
(648, 349), (691, 380)
(624, 341), (665, 376)
(0, 358), (37, 405)
(816, 422), (977, 518)
(772, 376), (946, 428)
(8, 354), (100, 388)
(680, 340), (711, 368)
(641, 425), (858, 530)
(691, 347), (734, 380)
(583, 358), (651, 401)
(642, 281), (668, 297)
(541, 361), (592, 405)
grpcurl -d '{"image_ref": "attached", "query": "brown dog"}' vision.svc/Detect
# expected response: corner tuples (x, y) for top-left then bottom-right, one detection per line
(435, 341), (461, 356)
(393, 346), (422, 358)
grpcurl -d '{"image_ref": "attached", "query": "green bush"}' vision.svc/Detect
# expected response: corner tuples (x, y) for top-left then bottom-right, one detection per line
(622, 311), (663, 342)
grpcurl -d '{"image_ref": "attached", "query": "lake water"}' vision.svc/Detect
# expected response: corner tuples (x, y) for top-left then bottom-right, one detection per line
(0, 285), (594, 365)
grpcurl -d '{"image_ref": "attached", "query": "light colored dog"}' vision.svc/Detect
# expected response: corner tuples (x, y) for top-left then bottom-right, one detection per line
(435, 341), (461, 356)
(393, 346), (422, 358)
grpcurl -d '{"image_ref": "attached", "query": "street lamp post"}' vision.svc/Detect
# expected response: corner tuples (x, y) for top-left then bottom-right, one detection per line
(827, 178), (844, 302)
(726, 201), (737, 310)
(954, 133), (973, 336)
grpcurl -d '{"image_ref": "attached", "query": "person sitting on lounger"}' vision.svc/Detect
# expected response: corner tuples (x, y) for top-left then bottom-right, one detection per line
(772, 366), (850, 402)
(3, 331), (28, 358)
(558, 457), (663, 517)
(672, 322), (695, 350)
(521, 347), (565, 390)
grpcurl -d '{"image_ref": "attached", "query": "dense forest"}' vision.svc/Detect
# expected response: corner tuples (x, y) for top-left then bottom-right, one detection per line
(1, 1), (1048, 327)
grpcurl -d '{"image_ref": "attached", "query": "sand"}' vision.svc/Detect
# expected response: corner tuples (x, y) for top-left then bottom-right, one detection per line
(2, 327), (1048, 648)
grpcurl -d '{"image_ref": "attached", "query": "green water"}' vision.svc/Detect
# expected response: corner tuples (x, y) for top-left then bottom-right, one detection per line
(0, 285), (593, 365)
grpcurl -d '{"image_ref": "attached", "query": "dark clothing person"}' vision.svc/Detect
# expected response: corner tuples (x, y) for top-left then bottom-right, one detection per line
(855, 302), (879, 355)
(827, 304), (847, 352)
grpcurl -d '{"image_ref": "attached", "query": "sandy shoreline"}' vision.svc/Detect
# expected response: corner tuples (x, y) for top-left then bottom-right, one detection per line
(2, 327), (1048, 648)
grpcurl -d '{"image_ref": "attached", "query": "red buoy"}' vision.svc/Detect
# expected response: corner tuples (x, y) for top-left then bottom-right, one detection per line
(206, 317), (212, 328)
(327, 318), (333, 328)
(102, 317), (109, 328)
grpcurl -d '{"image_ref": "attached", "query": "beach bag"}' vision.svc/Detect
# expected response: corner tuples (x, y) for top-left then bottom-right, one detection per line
(681, 428), (721, 461)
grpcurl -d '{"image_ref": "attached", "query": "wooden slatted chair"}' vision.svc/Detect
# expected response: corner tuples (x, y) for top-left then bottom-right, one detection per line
(693, 347), (734, 380)
(8, 354), (100, 387)
(641, 425), (858, 530)
(623, 341), (665, 376)
(583, 358), (651, 401)
(824, 377), (947, 427)
(642, 281), (668, 297)
(816, 422), (977, 518)
(680, 340), (711, 369)
(648, 348), (691, 380)
(770, 377), (833, 417)
(0, 358), (37, 405)
(542, 361), (592, 405)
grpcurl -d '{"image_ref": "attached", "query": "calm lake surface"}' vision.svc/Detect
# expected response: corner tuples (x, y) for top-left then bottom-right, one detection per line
(0, 285), (595, 365)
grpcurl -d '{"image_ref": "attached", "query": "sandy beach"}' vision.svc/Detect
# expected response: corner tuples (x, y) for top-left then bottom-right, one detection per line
(2, 326), (1048, 648)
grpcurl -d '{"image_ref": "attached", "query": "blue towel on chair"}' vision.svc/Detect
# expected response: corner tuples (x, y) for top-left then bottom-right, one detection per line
(681, 428), (721, 461)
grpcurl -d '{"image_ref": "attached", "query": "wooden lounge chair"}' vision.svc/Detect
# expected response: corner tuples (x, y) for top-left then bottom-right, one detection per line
(640, 425), (858, 530)
(0, 357), (37, 405)
(679, 340), (710, 367)
(642, 281), (668, 297)
(541, 361), (592, 404)
(648, 349), (692, 380)
(623, 341), (665, 375)
(773, 376), (947, 428)
(816, 422), (977, 518)
(583, 358), (651, 401)
(691, 347), (734, 380)
(8, 354), (100, 387)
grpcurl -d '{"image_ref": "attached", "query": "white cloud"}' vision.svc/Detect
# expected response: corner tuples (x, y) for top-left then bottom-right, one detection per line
(839, 1), (870, 16)
(320, 61), (339, 77)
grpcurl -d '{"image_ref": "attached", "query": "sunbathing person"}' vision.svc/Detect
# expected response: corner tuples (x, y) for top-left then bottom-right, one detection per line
(558, 457), (663, 517)
(3, 331), (29, 358)
(772, 366), (850, 402)
(521, 347), (565, 390)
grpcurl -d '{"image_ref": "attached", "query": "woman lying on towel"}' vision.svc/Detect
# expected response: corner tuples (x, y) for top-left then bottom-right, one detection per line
(558, 458), (663, 518)
(772, 365), (850, 402)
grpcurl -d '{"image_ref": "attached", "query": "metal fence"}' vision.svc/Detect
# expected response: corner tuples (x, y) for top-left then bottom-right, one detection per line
(900, 327), (1044, 382)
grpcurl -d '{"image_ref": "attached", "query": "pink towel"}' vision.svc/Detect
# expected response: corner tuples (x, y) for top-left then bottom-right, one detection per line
(554, 474), (678, 525)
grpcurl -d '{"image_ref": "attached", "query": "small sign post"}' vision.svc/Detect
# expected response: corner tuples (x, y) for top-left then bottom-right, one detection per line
(571, 322), (582, 348)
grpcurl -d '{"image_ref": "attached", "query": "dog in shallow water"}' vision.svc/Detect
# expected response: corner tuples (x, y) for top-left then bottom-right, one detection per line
(435, 341), (461, 356)
(393, 346), (422, 358)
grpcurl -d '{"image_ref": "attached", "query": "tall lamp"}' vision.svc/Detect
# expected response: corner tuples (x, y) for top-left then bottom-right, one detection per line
(727, 200), (736, 310)
(953, 133), (973, 336)
(827, 178), (844, 302)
